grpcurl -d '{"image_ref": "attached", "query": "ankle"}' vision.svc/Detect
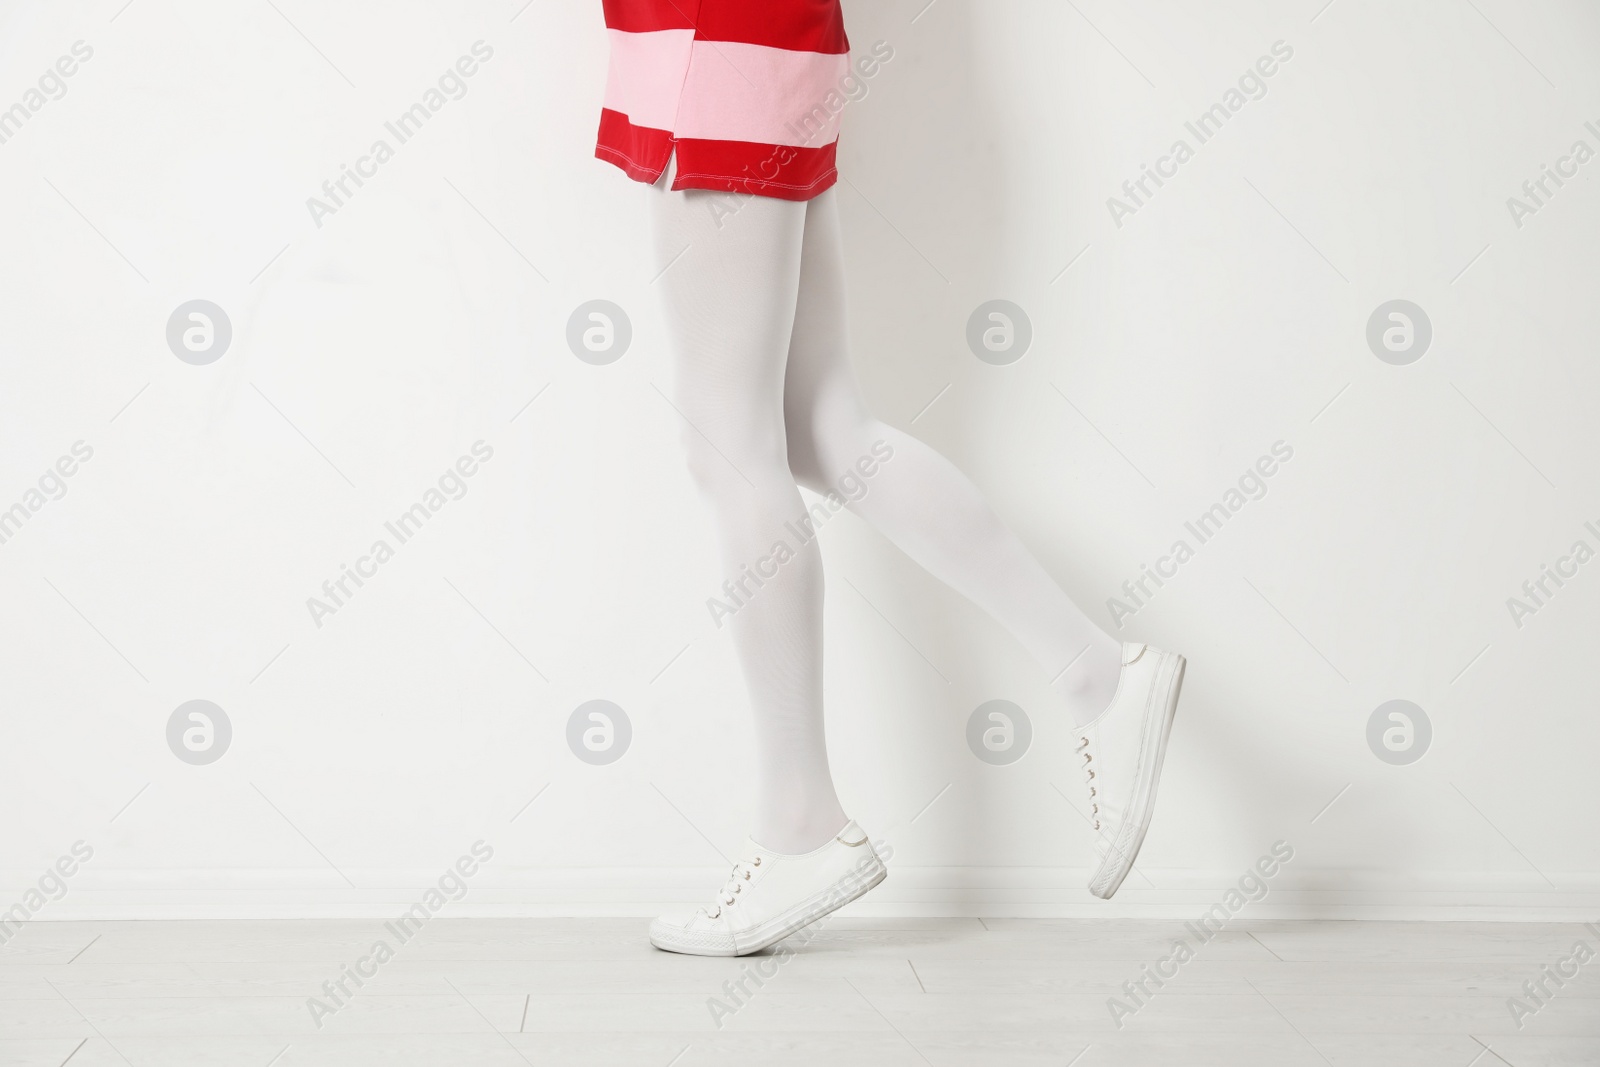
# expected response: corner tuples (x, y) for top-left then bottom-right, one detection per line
(753, 806), (849, 855)
(1055, 639), (1123, 728)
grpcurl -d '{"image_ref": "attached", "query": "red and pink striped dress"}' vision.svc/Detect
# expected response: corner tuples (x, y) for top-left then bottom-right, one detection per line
(596, 0), (851, 201)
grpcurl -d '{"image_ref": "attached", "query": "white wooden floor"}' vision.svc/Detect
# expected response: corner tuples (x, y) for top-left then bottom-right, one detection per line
(0, 918), (1595, 1066)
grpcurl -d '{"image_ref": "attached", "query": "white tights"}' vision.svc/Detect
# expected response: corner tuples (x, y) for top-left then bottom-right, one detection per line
(648, 166), (1122, 854)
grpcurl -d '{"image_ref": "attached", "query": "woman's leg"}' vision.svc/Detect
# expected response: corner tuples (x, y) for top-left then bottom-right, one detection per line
(649, 175), (849, 855)
(782, 189), (1123, 725)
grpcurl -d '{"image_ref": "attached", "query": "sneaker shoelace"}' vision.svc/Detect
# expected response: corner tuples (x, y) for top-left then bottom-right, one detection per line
(701, 854), (762, 920)
(1077, 735), (1101, 830)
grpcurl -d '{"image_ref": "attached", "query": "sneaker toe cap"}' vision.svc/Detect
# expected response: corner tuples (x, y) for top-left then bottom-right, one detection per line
(649, 909), (737, 953)
(649, 909), (708, 937)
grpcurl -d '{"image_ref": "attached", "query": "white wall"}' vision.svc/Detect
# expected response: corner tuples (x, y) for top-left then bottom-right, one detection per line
(2, 0), (1597, 921)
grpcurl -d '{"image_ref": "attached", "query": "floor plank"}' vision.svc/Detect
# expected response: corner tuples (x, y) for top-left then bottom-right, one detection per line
(0, 918), (1595, 1064)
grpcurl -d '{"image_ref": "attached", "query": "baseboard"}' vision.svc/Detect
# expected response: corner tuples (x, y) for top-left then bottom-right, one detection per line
(7, 867), (1600, 922)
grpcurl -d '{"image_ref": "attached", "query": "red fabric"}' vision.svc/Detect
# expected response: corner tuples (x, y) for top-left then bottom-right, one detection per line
(595, 1), (849, 202)
(595, 107), (673, 183)
(694, 3), (848, 53)
(601, 0), (847, 51)
(599, 0), (696, 33)
(594, 112), (839, 200)
(674, 137), (838, 200)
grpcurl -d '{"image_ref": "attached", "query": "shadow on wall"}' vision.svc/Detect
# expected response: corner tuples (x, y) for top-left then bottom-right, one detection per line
(916, 2), (1028, 882)
(836, 2), (1026, 866)
(838, 5), (1331, 887)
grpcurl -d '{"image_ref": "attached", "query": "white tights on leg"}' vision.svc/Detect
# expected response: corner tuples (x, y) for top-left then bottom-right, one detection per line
(649, 171), (1122, 854)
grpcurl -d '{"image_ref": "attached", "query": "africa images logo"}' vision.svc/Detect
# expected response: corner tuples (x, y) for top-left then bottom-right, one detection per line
(1106, 40), (1294, 228)
(305, 41), (494, 228)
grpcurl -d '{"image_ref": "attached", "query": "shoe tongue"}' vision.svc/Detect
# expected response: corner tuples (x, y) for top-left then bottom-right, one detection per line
(1121, 643), (1147, 665)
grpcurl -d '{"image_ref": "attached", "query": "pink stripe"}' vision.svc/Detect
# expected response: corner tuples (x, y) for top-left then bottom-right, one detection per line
(603, 28), (695, 133)
(675, 41), (852, 147)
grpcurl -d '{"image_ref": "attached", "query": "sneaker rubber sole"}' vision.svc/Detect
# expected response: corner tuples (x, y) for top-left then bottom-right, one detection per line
(1089, 651), (1186, 900)
(650, 856), (887, 957)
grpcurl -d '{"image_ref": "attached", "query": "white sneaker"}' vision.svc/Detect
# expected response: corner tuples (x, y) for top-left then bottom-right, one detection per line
(649, 820), (887, 956)
(1077, 642), (1186, 900)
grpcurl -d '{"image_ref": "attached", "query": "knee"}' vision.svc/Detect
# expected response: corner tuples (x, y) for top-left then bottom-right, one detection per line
(788, 409), (893, 496)
(678, 415), (791, 502)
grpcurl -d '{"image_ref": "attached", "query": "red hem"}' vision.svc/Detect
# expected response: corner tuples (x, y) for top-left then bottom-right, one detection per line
(595, 146), (838, 202)
(595, 144), (664, 185)
(596, 110), (840, 203)
(671, 136), (838, 202)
